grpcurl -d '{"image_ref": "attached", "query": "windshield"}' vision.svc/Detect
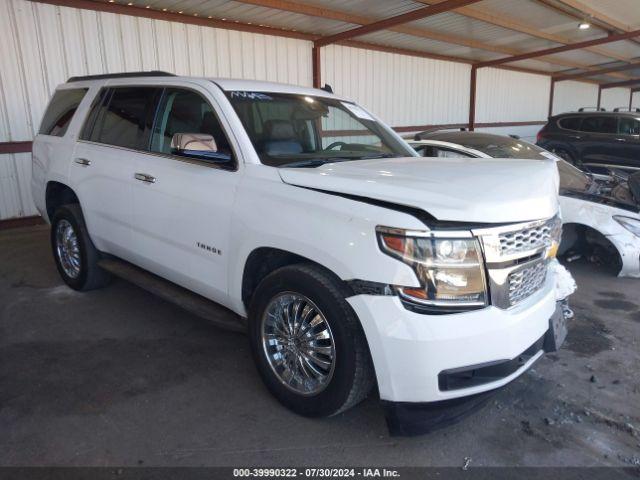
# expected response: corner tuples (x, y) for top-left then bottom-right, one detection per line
(226, 91), (415, 167)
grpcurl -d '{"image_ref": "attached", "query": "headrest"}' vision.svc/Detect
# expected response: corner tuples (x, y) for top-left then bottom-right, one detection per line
(265, 120), (296, 140)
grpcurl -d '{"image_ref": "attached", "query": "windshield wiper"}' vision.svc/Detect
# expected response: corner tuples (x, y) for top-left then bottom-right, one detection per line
(352, 153), (396, 160)
(279, 157), (364, 168)
(279, 159), (329, 168)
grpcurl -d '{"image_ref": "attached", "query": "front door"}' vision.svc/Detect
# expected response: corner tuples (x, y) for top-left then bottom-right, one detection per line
(129, 86), (240, 305)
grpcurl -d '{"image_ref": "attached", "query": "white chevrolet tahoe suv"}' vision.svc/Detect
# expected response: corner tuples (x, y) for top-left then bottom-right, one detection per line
(32, 72), (564, 435)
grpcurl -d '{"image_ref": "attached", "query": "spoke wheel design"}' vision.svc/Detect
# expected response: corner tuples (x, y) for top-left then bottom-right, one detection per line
(261, 292), (336, 396)
(55, 219), (81, 279)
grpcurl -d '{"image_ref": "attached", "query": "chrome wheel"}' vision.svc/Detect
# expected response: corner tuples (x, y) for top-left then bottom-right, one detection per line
(55, 219), (81, 279)
(261, 292), (336, 396)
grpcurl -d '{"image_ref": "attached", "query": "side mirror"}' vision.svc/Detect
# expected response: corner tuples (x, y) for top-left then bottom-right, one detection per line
(170, 133), (232, 163)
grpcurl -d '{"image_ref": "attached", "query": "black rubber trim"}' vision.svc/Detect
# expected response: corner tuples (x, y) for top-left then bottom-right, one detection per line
(381, 390), (496, 436)
(438, 335), (544, 391)
(346, 279), (394, 296)
(67, 71), (175, 83)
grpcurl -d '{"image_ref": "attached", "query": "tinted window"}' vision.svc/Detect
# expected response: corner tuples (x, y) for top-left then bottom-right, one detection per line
(619, 117), (640, 135)
(558, 116), (582, 131)
(150, 89), (232, 160)
(87, 87), (160, 149)
(39, 88), (88, 137)
(580, 116), (617, 134)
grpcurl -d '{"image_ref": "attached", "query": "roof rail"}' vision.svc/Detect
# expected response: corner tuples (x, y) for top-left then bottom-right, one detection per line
(613, 107), (640, 113)
(67, 71), (175, 83)
(577, 107), (606, 112)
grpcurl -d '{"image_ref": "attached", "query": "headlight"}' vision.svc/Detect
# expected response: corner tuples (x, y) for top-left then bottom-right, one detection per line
(614, 216), (640, 237)
(377, 227), (487, 309)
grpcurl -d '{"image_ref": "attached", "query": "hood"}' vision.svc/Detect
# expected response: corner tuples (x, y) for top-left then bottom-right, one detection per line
(279, 157), (559, 223)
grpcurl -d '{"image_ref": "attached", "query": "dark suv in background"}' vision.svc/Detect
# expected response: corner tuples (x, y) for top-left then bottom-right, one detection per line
(537, 109), (640, 173)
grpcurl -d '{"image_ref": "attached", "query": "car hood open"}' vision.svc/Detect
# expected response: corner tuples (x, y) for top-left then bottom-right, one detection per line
(279, 156), (559, 224)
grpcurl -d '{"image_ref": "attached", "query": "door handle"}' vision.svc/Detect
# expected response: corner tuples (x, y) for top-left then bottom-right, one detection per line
(74, 158), (91, 166)
(134, 173), (156, 183)
(614, 138), (627, 142)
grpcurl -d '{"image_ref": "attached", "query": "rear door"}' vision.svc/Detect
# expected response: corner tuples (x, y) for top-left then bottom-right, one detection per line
(617, 116), (640, 170)
(579, 115), (621, 171)
(71, 86), (162, 258)
(129, 84), (240, 305)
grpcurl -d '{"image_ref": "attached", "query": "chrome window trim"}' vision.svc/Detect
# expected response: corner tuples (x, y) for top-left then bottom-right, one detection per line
(76, 140), (238, 172)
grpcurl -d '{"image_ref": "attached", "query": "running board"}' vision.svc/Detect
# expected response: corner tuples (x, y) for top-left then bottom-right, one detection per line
(98, 258), (246, 333)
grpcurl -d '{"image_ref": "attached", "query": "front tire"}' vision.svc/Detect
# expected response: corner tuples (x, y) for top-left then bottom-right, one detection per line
(50, 204), (111, 291)
(248, 264), (374, 417)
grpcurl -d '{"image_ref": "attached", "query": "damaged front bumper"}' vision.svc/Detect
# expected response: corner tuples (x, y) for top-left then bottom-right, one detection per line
(381, 302), (567, 436)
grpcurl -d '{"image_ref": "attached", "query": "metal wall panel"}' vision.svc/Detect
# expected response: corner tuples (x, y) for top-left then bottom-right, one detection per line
(0, 153), (38, 219)
(476, 67), (551, 123)
(0, 0), (312, 220)
(601, 87), (632, 111)
(0, 0), (313, 144)
(320, 44), (471, 127)
(552, 81), (599, 115)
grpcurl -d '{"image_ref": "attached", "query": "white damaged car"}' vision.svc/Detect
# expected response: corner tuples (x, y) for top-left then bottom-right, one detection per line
(410, 131), (640, 278)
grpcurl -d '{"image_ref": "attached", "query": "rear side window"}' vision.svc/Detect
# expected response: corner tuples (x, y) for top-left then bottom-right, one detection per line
(619, 117), (640, 135)
(83, 87), (161, 150)
(39, 88), (88, 137)
(580, 116), (617, 134)
(558, 116), (582, 131)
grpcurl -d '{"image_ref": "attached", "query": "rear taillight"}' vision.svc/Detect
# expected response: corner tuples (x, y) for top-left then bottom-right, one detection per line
(536, 128), (546, 143)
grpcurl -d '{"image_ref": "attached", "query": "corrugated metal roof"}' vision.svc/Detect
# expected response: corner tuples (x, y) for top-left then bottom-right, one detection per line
(95, 0), (639, 76)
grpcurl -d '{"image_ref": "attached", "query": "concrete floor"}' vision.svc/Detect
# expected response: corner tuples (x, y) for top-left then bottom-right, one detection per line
(1, 225), (639, 467)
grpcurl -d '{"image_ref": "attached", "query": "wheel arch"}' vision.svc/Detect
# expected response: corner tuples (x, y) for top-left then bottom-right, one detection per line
(240, 247), (354, 311)
(560, 222), (622, 274)
(45, 181), (80, 222)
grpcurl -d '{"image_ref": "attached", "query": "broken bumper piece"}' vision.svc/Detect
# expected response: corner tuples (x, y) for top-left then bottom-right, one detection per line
(383, 303), (566, 436)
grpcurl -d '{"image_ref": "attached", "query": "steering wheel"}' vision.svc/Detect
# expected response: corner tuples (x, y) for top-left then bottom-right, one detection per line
(325, 141), (347, 151)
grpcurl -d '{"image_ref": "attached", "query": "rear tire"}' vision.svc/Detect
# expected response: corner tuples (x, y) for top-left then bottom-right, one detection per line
(50, 204), (111, 291)
(248, 264), (375, 417)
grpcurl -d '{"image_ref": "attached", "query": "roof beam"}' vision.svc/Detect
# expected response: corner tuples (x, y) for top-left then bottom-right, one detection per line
(537, 0), (640, 48)
(234, 0), (626, 75)
(30, 0), (317, 40)
(551, 0), (635, 33)
(476, 29), (640, 68)
(414, 0), (634, 65)
(600, 79), (640, 89)
(553, 62), (640, 81)
(314, 0), (482, 47)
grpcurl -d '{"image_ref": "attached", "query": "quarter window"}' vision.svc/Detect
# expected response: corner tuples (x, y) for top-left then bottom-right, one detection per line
(619, 117), (640, 135)
(86, 87), (161, 150)
(39, 88), (88, 137)
(558, 116), (582, 131)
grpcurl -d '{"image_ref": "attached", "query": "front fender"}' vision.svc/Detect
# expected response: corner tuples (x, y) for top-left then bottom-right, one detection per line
(226, 172), (424, 315)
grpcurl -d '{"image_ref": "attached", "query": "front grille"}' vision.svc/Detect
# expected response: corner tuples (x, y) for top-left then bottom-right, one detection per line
(508, 261), (547, 306)
(499, 216), (561, 255)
